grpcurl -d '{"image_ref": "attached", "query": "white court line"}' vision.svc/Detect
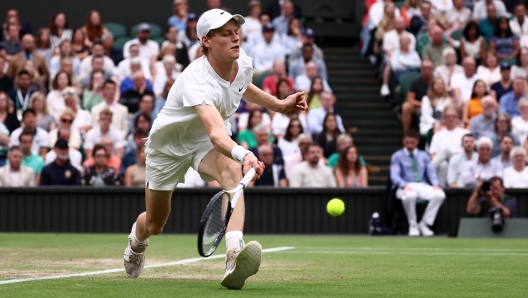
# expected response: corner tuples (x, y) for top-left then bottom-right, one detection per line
(285, 250), (528, 256)
(0, 246), (294, 286)
(299, 247), (528, 252)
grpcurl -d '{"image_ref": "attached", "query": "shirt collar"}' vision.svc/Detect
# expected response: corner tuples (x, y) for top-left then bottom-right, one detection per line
(403, 148), (418, 156)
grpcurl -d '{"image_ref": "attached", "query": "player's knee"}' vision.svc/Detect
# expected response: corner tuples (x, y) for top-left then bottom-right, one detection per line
(145, 221), (164, 236)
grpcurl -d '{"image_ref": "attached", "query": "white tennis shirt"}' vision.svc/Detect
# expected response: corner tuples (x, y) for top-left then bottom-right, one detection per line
(146, 48), (254, 156)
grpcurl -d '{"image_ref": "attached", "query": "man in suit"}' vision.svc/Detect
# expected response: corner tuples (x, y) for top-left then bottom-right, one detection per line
(390, 130), (446, 237)
(0, 146), (35, 186)
(7, 34), (48, 82)
(91, 80), (129, 138)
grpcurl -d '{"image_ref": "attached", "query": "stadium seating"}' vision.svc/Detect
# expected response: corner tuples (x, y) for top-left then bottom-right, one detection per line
(104, 22), (127, 38)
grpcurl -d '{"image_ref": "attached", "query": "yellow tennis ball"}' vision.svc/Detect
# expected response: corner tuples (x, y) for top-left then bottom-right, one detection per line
(327, 198), (345, 216)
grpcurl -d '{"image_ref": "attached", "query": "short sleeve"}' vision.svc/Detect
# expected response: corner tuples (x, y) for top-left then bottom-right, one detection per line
(83, 131), (95, 150)
(180, 78), (216, 107)
(409, 78), (420, 94)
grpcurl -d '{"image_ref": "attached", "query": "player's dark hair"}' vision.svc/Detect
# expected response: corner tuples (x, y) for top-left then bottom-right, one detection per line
(284, 119), (303, 142)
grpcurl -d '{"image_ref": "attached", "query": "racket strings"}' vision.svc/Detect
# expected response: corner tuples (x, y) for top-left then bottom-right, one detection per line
(201, 193), (230, 254)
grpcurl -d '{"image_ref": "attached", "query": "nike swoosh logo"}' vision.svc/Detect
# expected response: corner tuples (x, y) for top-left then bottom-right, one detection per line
(239, 86), (244, 92)
(220, 11), (225, 15)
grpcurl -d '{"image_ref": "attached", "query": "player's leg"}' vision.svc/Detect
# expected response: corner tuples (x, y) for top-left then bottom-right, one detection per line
(196, 148), (262, 289)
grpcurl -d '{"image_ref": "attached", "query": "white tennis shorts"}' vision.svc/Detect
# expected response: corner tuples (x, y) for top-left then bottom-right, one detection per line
(145, 140), (215, 190)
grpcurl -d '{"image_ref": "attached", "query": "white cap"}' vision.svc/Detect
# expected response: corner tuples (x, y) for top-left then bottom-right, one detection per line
(196, 9), (245, 45)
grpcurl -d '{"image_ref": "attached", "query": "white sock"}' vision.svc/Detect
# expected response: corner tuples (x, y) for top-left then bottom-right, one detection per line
(130, 223), (148, 253)
(225, 231), (244, 252)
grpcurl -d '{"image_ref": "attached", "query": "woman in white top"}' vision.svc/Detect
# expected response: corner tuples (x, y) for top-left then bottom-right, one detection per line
(511, 47), (528, 79)
(512, 98), (528, 143)
(62, 87), (92, 138)
(445, 0), (471, 37)
(154, 43), (183, 76)
(49, 40), (81, 78)
(48, 12), (73, 49)
(46, 71), (72, 121)
(277, 118), (303, 158)
(271, 79), (307, 138)
(476, 52), (501, 86)
(433, 47), (464, 88)
(503, 147), (528, 188)
(242, 0), (262, 38)
(460, 22), (486, 64)
(420, 77), (453, 135)
(35, 29), (53, 67)
(28, 92), (57, 132)
(281, 18), (303, 55)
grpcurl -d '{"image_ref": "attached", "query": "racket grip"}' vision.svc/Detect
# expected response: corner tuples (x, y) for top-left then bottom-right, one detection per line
(240, 168), (256, 188)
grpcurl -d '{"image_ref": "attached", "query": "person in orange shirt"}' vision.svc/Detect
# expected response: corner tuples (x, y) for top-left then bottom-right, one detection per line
(82, 137), (121, 173)
(464, 79), (488, 128)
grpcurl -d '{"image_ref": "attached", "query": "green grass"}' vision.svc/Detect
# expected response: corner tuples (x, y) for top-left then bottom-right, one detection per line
(1, 234), (527, 297)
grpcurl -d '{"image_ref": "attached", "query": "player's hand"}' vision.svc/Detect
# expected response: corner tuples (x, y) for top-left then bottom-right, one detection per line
(243, 153), (265, 181)
(281, 91), (308, 113)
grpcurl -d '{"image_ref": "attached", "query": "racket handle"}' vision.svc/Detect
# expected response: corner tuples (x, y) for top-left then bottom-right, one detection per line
(240, 168), (256, 188)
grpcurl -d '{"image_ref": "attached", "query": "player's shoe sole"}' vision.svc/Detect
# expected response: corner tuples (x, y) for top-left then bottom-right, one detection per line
(221, 241), (262, 290)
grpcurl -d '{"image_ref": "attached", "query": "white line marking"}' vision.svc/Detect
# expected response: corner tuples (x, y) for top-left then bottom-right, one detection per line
(299, 247), (528, 252)
(0, 246), (294, 286)
(286, 250), (528, 256)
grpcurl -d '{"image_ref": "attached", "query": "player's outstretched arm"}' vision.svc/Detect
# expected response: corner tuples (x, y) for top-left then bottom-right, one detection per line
(243, 83), (308, 113)
(193, 103), (264, 177)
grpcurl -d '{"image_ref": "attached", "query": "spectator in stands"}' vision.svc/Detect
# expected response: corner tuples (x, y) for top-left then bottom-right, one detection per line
(499, 78), (525, 117)
(124, 23), (160, 66)
(478, 4), (498, 42)
(10, 109), (49, 159)
(289, 28), (324, 62)
(17, 59), (46, 93)
(0, 55), (14, 94)
(82, 56), (114, 90)
(262, 60), (293, 96)
(490, 17), (519, 65)
(58, 58), (81, 89)
(282, 18), (304, 54)
(373, 2), (397, 56)
(510, 4), (528, 37)
(50, 41), (82, 79)
(466, 176), (517, 218)
(238, 110), (268, 149)
(277, 118), (303, 158)
(250, 143), (287, 187)
(102, 33), (124, 66)
(153, 55), (179, 98)
(242, 0), (262, 38)
(283, 133), (314, 178)
(289, 43), (327, 81)
(35, 28), (52, 67)
(40, 139), (81, 185)
(271, 1), (295, 35)
(207, 0), (222, 10)
(488, 113), (521, 157)
(45, 126), (82, 172)
(422, 26), (454, 67)
(327, 134), (366, 168)
(72, 28), (90, 60)
(84, 109), (125, 159)
(238, 101), (272, 132)
(117, 44), (151, 82)
(303, 76), (326, 110)
(430, 107), (470, 186)
(473, 0), (507, 21)
(155, 43), (184, 77)
(335, 146), (368, 187)
(81, 9), (108, 47)
(161, 27), (190, 70)
(0, 98), (13, 166)
(451, 57), (481, 107)
(267, 0), (302, 20)
(46, 71), (71, 121)
(82, 71), (105, 112)
(402, 60), (434, 132)
(382, 16), (416, 59)
(420, 77), (453, 136)
(0, 146), (34, 186)
(252, 24), (284, 73)
(122, 129), (148, 172)
(130, 95), (155, 134)
(445, 0), (471, 36)
(178, 13), (199, 49)
(153, 79), (173, 118)
(85, 136), (122, 174)
(503, 146), (528, 187)
(48, 109), (82, 150)
(271, 80), (307, 137)
(492, 134), (514, 169)
(511, 47), (528, 79)
(124, 143), (146, 187)
(294, 61), (332, 92)
(410, 1), (447, 37)
(433, 48), (463, 87)
(82, 143), (120, 186)
(470, 96), (498, 139)
(1, 23), (21, 60)
(512, 98), (528, 143)
(382, 34), (421, 96)
(368, 0), (401, 34)
(400, 0), (421, 26)
(48, 12), (73, 49)
(15, 132), (44, 183)
(120, 71), (154, 115)
(461, 136), (502, 187)
(307, 91), (345, 135)
(463, 80), (488, 126)
(79, 41), (116, 83)
(477, 53), (501, 87)
(390, 130), (445, 236)
(290, 143), (336, 187)
(2, 9), (32, 40)
(459, 22), (486, 64)
(120, 60), (153, 94)
(490, 62), (512, 100)
(28, 92), (56, 132)
(315, 113), (343, 159)
(63, 89), (93, 137)
(9, 70), (35, 121)
(247, 124), (284, 165)
(91, 80), (128, 138)
(7, 34), (48, 84)
(169, 0), (189, 31)
(448, 133), (478, 187)
(0, 91), (19, 132)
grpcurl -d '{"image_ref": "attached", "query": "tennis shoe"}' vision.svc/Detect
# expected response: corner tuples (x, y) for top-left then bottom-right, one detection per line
(124, 222), (148, 278)
(221, 240), (262, 289)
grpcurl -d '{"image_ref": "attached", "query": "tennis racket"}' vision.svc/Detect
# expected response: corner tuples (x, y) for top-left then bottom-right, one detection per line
(197, 168), (256, 257)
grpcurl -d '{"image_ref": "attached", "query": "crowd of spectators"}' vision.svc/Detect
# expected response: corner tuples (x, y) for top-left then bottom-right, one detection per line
(0, 0), (367, 189)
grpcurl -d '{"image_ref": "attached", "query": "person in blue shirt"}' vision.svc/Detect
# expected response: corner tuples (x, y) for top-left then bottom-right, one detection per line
(168, 0), (188, 32)
(499, 77), (525, 117)
(390, 130), (446, 237)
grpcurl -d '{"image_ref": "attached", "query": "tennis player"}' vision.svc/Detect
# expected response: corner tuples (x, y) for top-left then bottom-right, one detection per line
(123, 9), (307, 289)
